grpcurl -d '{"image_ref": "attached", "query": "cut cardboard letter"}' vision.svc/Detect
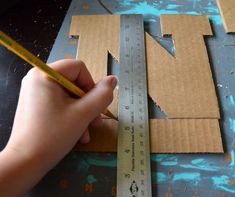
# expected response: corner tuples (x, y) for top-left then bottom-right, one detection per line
(216, 0), (235, 33)
(70, 14), (220, 119)
(70, 14), (223, 153)
(146, 15), (220, 118)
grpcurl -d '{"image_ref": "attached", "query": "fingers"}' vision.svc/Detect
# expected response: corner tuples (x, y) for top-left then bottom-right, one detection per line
(79, 115), (103, 144)
(48, 59), (95, 92)
(26, 60), (117, 143)
(75, 75), (117, 124)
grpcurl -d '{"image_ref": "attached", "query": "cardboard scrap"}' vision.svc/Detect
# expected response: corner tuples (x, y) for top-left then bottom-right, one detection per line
(76, 119), (223, 153)
(70, 14), (223, 153)
(216, 0), (235, 33)
(147, 15), (220, 118)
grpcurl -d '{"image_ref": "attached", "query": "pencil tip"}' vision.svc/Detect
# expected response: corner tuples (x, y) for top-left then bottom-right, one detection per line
(105, 110), (118, 121)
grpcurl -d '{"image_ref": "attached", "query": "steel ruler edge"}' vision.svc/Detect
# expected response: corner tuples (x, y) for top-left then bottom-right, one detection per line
(117, 14), (152, 197)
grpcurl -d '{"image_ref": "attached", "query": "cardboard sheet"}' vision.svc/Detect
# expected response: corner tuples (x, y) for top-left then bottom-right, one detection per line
(76, 119), (223, 153)
(216, 0), (235, 33)
(70, 14), (223, 153)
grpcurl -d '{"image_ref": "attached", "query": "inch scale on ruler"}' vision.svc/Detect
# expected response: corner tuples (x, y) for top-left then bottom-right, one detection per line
(117, 15), (152, 197)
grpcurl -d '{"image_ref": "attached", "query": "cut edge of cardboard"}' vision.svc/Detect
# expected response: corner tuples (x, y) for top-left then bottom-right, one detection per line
(216, 0), (235, 33)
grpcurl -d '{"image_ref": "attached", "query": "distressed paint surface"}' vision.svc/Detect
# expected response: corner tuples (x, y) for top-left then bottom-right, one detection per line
(40, 0), (235, 196)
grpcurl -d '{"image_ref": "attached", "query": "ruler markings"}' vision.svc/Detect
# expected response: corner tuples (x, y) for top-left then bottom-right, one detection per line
(117, 14), (152, 197)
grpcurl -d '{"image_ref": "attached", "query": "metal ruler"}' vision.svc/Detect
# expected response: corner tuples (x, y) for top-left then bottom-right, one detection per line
(117, 15), (152, 197)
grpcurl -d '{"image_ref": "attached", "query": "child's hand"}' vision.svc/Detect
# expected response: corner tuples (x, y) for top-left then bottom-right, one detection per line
(0, 59), (117, 196)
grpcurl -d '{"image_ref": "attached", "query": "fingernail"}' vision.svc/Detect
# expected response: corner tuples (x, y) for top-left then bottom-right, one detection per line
(108, 77), (117, 89)
(111, 77), (117, 89)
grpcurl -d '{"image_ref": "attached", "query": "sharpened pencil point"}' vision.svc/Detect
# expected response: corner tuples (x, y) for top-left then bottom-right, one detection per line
(104, 110), (118, 121)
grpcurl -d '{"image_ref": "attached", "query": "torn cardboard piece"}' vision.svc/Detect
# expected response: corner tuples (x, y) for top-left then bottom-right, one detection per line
(76, 119), (223, 153)
(216, 0), (235, 33)
(70, 14), (223, 153)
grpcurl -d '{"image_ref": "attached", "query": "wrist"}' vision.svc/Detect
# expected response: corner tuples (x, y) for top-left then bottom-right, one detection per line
(0, 146), (48, 196)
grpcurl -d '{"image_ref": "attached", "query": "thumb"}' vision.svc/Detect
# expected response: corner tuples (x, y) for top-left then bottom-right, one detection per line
(75, 75), (117, 123)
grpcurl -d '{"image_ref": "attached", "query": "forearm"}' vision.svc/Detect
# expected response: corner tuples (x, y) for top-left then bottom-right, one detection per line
(0, 147), (48, 197)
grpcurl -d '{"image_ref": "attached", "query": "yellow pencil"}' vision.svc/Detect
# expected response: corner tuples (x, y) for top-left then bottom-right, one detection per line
(0, 31), (117, 120)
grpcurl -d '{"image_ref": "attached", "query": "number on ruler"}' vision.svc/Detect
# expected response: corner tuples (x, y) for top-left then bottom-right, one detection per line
(125, 174), (130, 179)
(125, 149), (130, 153)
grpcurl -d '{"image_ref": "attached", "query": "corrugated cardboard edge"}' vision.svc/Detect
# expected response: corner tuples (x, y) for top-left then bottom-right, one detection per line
(75, 119), (223, 153)
(216, 0), (235, 33)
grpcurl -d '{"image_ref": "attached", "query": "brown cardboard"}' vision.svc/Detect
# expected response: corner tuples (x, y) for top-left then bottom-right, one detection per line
(76, 119), (223, 153)
(77, 119), (118, 152)
(70, 15), (120, 82)
(216, 0), (235, 33)
(150, 119), (223, 153)
(146, 15), (220, 118)
(70, 15), (119, 117)
(70, 14), (223, 153)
